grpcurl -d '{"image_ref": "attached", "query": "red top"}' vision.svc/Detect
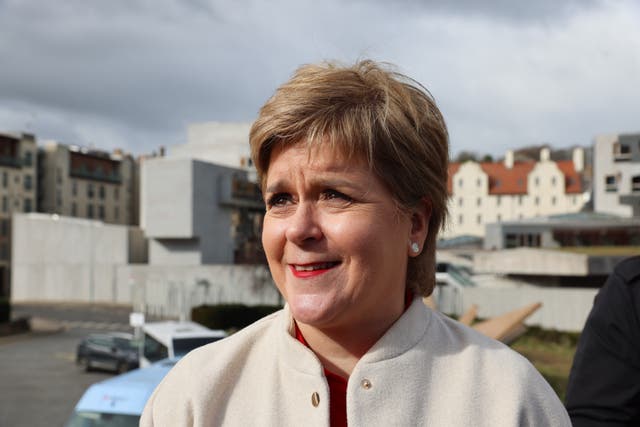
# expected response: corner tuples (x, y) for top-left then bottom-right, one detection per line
(294, 292), (414, 427)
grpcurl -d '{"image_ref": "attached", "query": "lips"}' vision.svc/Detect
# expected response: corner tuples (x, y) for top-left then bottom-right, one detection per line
(289, 261), (340, 277)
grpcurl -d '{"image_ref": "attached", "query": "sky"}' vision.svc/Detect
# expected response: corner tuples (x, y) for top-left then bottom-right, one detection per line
(1, 0), (639, 158)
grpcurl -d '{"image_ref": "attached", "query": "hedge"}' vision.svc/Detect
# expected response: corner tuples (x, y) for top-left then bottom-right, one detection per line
(0, 299), (10, 323)
(191, 304), (282, 331)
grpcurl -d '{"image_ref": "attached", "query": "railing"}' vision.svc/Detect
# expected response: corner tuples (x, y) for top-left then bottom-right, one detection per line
(69, 168), (122, 184)
(0, 156), (21, 168)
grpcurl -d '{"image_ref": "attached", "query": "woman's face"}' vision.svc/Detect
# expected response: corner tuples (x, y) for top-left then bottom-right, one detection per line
(262, 143), (423, 333)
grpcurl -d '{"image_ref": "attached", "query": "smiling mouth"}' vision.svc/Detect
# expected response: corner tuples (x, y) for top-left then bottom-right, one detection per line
(293, 262), (340, 272)
(290, 261), (340, 277)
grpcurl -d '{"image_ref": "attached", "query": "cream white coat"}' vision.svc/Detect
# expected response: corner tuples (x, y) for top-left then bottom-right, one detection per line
(141, 299), (570, 426)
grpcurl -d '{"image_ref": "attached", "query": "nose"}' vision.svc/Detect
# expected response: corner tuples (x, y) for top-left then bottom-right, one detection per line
(285, 201), (323, 245)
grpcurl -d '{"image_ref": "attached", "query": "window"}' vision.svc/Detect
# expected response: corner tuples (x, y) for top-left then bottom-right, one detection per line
(114, 187), (119, 199)
(56, 190), (62, 208)
(87, 183), (94, 198)
(2, 196), (6, 213)
(551, 176), (557, 186)
(477, 198), (481, 207)
(534, 177), (539, 187)
(72, 181), (77, 197)
(114, 206), (119, 221)
(605, 175), (617, 192)
(476, 178), (482, 187)
(517, 178), (524, 187)
(24, 151), (33, 166)
(14, 175), (19, 184)
(614, 142), (631, 161)
(496, 196), (501, 206)
(24, 175), (32, 191)
(2, 172), (6, 188)
(458, 197), (463, 207)
(551, 196), (556, 206)
(497, 214), (502, 222)
(98, 205), (105, 220)
(458, 178), (463, 188)
(0, 243), (7, 261)
(0, 219), (7, 236)
(99, 185), (105, 200)
(56, 168), (62, 184)
(87, 205), (94, 218)
(632, 175), (640, 192)
(535, 196), (539, 206)
(518, 195), (523, 206)
(494, 179), (501, 188)
(476, 214), (482, 224)
(71, 202), (77, 217)
(24, 198), (32, 212)
(573, 196), (578, 205)
(458, 214), (463, 225)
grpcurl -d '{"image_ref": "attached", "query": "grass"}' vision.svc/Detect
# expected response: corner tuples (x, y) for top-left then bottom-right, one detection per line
(510, 327), (579, 402)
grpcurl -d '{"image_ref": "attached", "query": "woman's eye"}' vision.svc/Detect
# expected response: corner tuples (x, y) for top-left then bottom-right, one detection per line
(322, 189), (352, 203)
(266, 193), (291, 208)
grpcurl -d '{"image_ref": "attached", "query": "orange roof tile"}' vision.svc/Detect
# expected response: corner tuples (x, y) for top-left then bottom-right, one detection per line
(480, 161), (535, 195)
(556, 160), (583, 194)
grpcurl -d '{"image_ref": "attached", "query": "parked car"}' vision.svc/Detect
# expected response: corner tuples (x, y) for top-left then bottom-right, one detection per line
(66, 359), (176, 426)
(76, 332), (139, 374)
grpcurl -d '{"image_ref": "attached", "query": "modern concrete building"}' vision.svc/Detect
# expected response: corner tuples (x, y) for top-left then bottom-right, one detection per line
(169, 122), (255, 178)
(38, 142), (138, 225)
(593, 132), (640, 217)
(484, 212), (640, 250)
(0, 132), (38, 296)
(445, 147), (587, 238)
(141, 157), (264, 266)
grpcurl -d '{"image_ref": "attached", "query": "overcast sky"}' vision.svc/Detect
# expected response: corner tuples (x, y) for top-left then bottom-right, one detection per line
(1, 0), (639, 157)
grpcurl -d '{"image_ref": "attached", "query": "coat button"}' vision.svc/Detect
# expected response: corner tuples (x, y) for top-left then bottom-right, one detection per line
(311, 392), (320, 407)
(361, 379), (372, 390)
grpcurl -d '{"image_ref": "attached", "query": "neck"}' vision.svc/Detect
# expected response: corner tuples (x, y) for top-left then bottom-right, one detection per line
(296, 302), (407, 378)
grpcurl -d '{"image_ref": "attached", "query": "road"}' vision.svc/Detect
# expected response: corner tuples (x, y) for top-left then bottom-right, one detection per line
(0, 304), (142, 427)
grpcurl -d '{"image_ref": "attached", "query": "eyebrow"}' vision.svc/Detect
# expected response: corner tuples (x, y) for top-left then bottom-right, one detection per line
(264, 176), (363, 195)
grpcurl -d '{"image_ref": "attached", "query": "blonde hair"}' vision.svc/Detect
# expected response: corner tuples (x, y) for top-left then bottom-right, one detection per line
(250, 60), (449, 296)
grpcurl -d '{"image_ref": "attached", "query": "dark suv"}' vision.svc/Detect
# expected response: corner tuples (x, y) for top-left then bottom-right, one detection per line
(76, 332), (139, 374)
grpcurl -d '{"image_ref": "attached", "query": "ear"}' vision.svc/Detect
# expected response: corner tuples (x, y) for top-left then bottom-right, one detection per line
(408, 198), (432, 257)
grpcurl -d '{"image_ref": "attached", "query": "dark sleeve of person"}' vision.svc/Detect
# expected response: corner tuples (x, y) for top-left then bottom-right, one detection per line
(565, 256), (640, 427)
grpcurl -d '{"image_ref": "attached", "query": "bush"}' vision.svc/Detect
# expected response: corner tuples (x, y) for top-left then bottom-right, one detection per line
(0, 299), (10, 323)
(191, 304), (282, 331)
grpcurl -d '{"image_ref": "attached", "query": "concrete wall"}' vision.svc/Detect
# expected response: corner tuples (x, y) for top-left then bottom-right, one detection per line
(11, 213), (128, 302)
(459, 286), (597, 332)
(121, 264), (280, 319)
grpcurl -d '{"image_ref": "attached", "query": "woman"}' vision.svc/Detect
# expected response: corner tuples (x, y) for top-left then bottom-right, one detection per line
(141, 60), (570, 426)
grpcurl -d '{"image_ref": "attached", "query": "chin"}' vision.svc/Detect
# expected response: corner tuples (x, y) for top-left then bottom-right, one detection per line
(288, 294), (339, 327)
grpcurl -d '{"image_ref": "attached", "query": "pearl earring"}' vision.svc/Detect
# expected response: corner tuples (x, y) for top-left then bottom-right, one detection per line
(410, 242), (420, 254)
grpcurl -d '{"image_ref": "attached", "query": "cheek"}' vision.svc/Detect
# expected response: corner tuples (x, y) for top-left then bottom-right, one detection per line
(261, 218), (284, 262)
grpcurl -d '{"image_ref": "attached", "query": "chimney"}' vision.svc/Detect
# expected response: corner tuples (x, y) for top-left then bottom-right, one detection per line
(504, 150), (514, 169)
(540, 147), (550, 162)
(573, 147), (584, 172)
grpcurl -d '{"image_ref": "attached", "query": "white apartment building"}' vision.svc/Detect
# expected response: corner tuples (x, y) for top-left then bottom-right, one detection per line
(444, 147), (586, 238)
(38, 142), (137, 225)
(0, 132), (37, 296)
(593, 133), (640, 217)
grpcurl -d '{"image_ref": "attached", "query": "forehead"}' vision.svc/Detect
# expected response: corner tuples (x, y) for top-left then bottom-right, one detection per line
(266, 142), (368, 178)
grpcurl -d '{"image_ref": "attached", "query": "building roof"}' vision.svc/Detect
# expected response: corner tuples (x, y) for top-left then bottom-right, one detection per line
(480, 161), (535, 195)
(448, 158), (583, 196)
(556, 160), (583, 193)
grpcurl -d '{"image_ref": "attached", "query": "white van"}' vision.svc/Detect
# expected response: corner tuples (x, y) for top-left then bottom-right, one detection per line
(140, 320), (227, 367)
